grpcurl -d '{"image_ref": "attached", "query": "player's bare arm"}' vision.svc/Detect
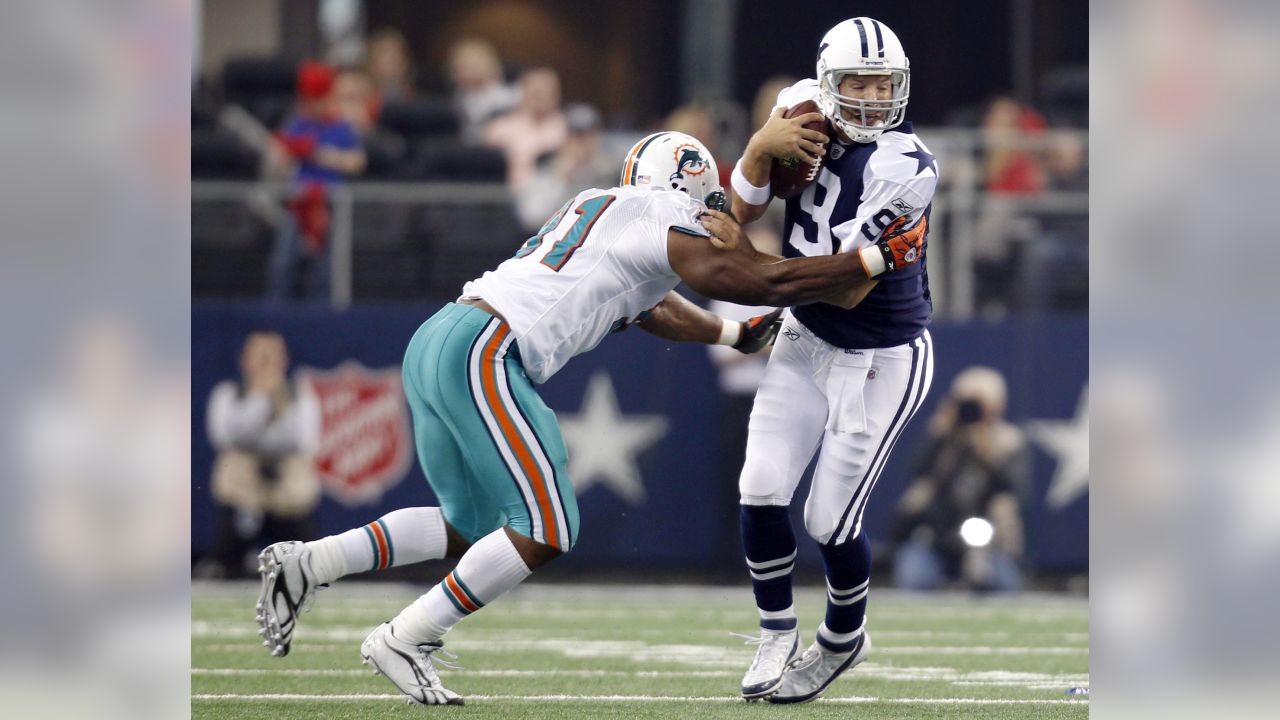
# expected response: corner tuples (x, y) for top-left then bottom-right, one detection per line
(683, 210), (926, 307)
(635, 291), (783, 353)
(670, 213), (866, 307)
(730, 108), (829, 224)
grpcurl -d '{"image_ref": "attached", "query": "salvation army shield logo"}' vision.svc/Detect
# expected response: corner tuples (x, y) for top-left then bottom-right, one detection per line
(300, 362), (413, 506)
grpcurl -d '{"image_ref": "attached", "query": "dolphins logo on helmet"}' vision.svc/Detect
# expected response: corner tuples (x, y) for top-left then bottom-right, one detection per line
(620, 131), (726, 211)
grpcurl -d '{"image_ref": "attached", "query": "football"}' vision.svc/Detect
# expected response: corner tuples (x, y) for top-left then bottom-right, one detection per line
(769, 99), (829, 199)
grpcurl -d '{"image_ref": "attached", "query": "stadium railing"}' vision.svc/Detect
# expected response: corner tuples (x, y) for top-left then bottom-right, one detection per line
(191, 128), (1088, 316)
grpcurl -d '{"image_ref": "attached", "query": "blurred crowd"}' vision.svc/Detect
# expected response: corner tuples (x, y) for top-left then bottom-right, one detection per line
(193, 27), (1087, 312)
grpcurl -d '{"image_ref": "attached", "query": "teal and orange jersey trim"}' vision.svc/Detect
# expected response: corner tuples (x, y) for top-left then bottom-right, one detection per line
(440, 570), (485, 615)
(363, 519), (395, 571)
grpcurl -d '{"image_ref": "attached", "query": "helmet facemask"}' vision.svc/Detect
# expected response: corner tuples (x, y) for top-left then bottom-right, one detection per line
(818, 67), (910, 144)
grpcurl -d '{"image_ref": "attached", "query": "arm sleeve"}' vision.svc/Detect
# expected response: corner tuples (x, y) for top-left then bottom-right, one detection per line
(630, 191), (712, 278)
(331, 122), (362, 150)
(773, 78), (821, 112)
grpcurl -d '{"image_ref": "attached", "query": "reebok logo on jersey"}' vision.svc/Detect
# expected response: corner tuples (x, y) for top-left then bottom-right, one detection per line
(891, 197), (914, 214)
(783, 328), (800, 341)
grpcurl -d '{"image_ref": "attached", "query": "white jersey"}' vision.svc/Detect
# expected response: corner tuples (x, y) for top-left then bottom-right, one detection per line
(460, 186), (709, 384)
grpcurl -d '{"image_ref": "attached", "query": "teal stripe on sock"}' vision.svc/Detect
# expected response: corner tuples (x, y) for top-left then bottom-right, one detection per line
(362, 526), (381, 570)
(376, 519), (395, 567)
(441, 580), (469, 614)
(452, 572), (485, 609)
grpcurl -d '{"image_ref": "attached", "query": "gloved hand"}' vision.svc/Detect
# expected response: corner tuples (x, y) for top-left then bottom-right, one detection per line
(733, 308), (785, 354)
(868, 213), (928, 275)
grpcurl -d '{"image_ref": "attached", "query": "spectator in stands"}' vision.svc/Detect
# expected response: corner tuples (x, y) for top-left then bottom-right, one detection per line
(448, 37), (519, 144)
(889, 366), (1030, 592)
(972, 96), (1050, 313)
(482, 67), (567, 192)
(981, 96), (1048, 194)
(334, 66), (380, 135)
(515, 104), (615, 231)
(202, 331), (322, 579)
(366, 28), (417, 103)
(1045, 129), (1088, 192)
(265, 61), (366, 302)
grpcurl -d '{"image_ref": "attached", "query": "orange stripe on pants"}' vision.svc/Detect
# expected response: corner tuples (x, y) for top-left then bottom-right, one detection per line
(478, 324), (561, 549)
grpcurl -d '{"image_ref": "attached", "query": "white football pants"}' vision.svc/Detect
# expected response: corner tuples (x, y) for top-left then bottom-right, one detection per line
(738, 312), (934, 545)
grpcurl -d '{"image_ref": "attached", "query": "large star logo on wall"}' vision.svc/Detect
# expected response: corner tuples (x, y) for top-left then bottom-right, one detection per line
(558, 372), (669, 505)
(1027, 386), (1089, 509)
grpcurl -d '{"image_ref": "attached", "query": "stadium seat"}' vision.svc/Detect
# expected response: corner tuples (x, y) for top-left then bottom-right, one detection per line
(1040, 67), (1088, 128)
(361, 131), (411, 180)
(377, 98), (459, 140)
(191, 200), (273, 297)
(191, 129), (260, 179)
(413, 141), (507, 183)
(222, 57), (298, 128)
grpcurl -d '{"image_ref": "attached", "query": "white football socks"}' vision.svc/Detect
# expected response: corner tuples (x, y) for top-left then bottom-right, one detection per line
(391, 528), (532, 645)
(304, 507), (448, 585)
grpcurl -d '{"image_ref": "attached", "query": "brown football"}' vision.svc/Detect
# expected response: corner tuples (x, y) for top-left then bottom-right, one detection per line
(770, 99), (829, 200)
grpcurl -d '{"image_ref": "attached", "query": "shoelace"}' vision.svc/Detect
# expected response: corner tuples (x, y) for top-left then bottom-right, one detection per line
(422, 645), (464, 672)
(729, 631), (793, 673)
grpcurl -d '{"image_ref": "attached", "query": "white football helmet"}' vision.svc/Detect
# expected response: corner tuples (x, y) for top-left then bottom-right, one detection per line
(816, 17), (910, 143)
(619, 131), (726, 211)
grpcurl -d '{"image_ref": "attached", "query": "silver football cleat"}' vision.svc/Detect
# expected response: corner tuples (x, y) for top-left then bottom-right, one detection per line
(255, 541), (321, 657)
(738, 628), (799, 699)
(360, 623), (464, 706)
(766, 631), (872, 704)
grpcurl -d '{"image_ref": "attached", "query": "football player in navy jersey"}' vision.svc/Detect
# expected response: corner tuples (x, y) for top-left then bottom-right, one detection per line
(728, 17), (938, 703)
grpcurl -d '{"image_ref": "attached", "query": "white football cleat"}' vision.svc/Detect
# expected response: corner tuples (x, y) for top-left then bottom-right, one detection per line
(361, 623), (464, 706)
(255, 541), (321, 657)
(738, 628), (799, 699)
(766, 631), (872, 704)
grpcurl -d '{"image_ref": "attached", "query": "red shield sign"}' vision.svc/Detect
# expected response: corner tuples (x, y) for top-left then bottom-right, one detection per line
(300, 362), (413, 506)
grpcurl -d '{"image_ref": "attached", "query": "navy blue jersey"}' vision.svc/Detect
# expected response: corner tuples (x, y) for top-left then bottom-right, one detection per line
(775, 81), (938, 349)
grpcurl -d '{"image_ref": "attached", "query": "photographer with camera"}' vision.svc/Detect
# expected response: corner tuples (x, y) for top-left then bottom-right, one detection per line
(889, 366), (1030, 592)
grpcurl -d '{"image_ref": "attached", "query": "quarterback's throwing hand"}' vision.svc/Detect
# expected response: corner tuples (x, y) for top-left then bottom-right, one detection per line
(733, 308), (785, 354)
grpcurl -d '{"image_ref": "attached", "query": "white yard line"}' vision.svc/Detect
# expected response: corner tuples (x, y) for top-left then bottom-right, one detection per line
(192, 665), (1089, 689)
(194, 623), (1086, 657)
(192, 692), (1087, 705)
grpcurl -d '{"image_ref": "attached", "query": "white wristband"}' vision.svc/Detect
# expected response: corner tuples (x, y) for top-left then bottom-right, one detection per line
(858, 246), (888, 278)
(731, 160), (772, 206)
(717, 318), (743, 347)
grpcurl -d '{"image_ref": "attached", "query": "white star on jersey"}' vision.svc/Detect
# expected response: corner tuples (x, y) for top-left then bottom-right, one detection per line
(559, 371), (668, 505)
(1027, 386), (1089, 509)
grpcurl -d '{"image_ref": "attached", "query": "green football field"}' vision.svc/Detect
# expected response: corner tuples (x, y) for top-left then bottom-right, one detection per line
(192, 580), (1088, 719)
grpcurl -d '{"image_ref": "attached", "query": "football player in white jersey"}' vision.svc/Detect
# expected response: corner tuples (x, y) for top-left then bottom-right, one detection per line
(728, 18), (939, 703)
(252, 130), (927, 705)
